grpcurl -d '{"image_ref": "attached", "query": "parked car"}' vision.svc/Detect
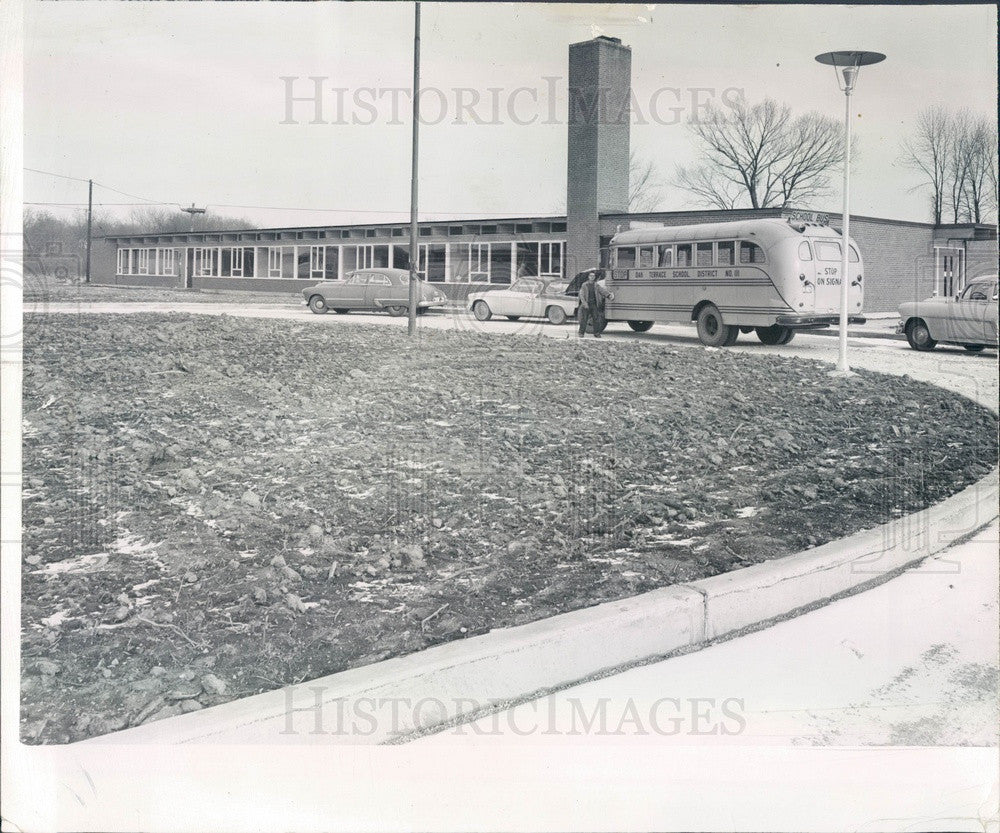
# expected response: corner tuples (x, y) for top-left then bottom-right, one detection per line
(897, 275), (998, 352)
(467, 277), (579, 325)
(302, 268), (448, 316)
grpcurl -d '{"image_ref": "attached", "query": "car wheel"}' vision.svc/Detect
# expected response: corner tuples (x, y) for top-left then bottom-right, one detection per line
(333, 308), (350, 314)
(546, 306), (568, 325)
(385, 305), (407, 317)
(695, 304), (735, 347)
(627, 320), (653, 332)
(963, 344), (986, 352)
(472, 300), (492, 321)
(905, 319), (937, 351)
(506, 315), (521, 321)
(755, 325), (785, 345)
(308, 295), (328, 314)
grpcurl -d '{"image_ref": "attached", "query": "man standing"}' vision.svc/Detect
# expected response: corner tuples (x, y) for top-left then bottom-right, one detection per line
(577, 270), (613, 338)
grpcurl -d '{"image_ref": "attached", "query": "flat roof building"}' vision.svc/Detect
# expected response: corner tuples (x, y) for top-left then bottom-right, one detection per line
(90, 37), (997, 312)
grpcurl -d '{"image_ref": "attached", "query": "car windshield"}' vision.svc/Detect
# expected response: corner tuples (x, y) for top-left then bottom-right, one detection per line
(511, 279), (543, 294)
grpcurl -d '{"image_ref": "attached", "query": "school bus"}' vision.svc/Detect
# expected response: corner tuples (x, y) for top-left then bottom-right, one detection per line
(604, 214), (865, 346)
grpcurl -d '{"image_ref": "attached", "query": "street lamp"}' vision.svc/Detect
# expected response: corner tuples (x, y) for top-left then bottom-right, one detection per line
(815, 50), (886, 374)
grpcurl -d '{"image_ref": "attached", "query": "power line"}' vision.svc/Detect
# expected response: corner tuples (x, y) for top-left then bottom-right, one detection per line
(24, 166), (561, 218)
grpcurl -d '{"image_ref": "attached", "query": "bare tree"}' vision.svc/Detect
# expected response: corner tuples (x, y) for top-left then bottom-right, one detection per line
(961, 115), (997, 224)
(628, 150), (664, 213)
(674, 97), (845, 210)
(903, 107), (999, 225)
(24, 206), (256, 257)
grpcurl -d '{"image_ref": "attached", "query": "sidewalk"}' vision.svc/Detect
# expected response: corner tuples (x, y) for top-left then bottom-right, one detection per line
(415, 518), (999, 746)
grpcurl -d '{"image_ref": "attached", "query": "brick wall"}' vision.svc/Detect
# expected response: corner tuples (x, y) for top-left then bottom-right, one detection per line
(846, 218), (936, 311)
(566, 37), (631, 275)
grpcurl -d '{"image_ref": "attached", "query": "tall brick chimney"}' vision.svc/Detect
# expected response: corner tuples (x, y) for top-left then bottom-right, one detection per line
(566, 36), (631, 275)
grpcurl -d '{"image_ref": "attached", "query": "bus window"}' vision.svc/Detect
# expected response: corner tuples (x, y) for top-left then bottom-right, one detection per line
(814, 241), (841, 261)
(798, 241), (813, 261)
(739, 241), (766, 264)
(658, 245), (673, 267)
(676, 244), (692, 267)
(696, 242), (714, 266)
(717, 241), (734, 265)
(616, 247), (636, 268)
(848, 245), (860, 263)
(639, 246), (655, 268)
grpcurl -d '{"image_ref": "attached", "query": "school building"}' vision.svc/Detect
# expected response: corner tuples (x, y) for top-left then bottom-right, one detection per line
(91, 36), (997, 313)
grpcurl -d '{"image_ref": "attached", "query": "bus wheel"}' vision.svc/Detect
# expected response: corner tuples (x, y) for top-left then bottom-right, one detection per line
(778, 328), (796, 345)
(723, 327), (739, 346)
(755, 325), (785, 345)
(696, 304), (734, 347)
(627, 320), (654, 332)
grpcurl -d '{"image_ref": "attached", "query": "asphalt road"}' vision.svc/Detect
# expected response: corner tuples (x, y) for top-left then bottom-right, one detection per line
(32, 299), (999, 408)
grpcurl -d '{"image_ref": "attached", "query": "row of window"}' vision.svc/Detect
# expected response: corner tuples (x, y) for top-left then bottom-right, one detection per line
(615, 240), (767, 269)
(115, 241), (566, 283)
(613, 239), (860, 269)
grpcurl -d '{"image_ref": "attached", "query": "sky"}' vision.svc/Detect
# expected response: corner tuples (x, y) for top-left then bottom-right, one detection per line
(23, 2), (999, 229)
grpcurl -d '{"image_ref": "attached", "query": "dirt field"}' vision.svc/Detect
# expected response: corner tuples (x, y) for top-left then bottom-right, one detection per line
(20, 313), (998, 743)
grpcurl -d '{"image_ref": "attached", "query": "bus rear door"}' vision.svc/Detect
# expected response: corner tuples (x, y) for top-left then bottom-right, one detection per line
(811, 239), (843, 313)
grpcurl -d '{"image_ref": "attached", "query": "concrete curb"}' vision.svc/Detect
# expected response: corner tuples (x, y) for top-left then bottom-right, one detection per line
(83, 460), (999, 746)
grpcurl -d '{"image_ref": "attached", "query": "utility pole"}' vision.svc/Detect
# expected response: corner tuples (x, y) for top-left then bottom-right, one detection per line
(407, 2), (421, 337)
(85, 178), (93, 283)
(182, 203), (206, 232)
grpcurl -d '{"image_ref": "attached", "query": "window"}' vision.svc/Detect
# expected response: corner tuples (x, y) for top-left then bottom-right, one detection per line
(511, 279), (543, 295)
(639, 246), (655, 268)
(960, 282), (990, 301)
(347, 273), (368, 285)
(365, 229), (377, 238)
(418, 243), (447, 281)
(469, 243), (490, 282)
(137, 249), (150, 275)
(798, 241), (813, 261)
(449, 226), (464, 236)
(267, 247), (282, 278)
(116, 249), (126, 274)
(310, 246), (325, 279)
(813, 241), (841, 262)
(739, 241), (766, 264)
(848, 245), (860, 263)
(490, 243), (512, 284)
(323, 246), (338, 279)
(369, 273), (391, 286)
(696, 242), (714, 266)
(516, 241), (539, 277)
(356, 245), (375, 269)
(657, 245), (673, 267)
(616, 247), (636, 268)
(540, 242), (563, 277)
(160, 249), (176, 275)
(676, 244), (692, 267)
(230, 247), (244, 276)
(717, 242), (735, 266)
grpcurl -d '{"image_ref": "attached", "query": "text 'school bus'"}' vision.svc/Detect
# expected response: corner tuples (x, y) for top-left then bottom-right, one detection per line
(604, 214), (865, 346)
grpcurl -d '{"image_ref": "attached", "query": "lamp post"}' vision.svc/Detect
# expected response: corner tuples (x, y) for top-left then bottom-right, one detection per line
(407, 2), (421, 337)
(814, 50), (885, 374)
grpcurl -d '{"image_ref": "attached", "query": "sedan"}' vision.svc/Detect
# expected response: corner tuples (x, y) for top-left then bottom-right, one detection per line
(467, 278), (578, 325)
(303, 268), (448, 316)
(898, 275), (998, 352)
